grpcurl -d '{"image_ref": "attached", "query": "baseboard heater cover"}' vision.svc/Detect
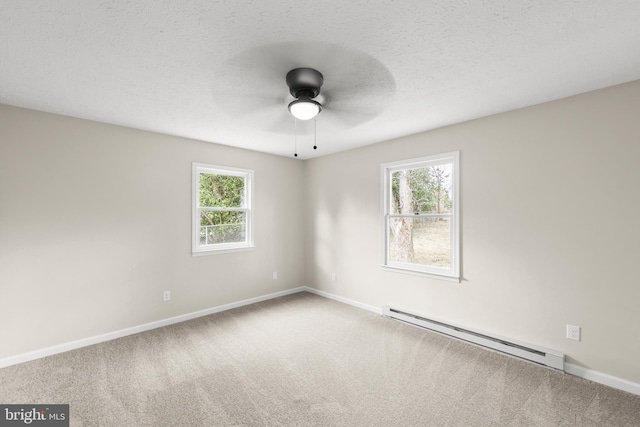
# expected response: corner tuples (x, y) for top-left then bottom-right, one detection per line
(382, 305), (565, 371)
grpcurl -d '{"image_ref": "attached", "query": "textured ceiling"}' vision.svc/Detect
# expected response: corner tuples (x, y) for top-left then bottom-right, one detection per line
(1, 1), (640, 159)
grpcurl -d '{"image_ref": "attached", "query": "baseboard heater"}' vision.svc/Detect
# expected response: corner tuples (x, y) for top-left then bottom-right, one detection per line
(382, 305), (565, 371)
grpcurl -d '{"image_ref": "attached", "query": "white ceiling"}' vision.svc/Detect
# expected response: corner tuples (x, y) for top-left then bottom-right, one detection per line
(1, 1), (639, 159)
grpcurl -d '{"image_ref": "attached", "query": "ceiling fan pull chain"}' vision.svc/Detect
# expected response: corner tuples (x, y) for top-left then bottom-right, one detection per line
(294, 117), (298, 158)
(313, 116), (318, 150)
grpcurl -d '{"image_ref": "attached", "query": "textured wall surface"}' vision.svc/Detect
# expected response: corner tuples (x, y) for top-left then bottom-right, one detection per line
(304, 80), (640, 384)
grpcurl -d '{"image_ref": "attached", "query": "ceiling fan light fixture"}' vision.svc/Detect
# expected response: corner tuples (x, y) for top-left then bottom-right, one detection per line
(288, 97), (322, 120)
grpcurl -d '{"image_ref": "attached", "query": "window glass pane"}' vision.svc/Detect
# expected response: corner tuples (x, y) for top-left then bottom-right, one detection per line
(200, 211), (246, 245)
(390, 164), (453, 214)
(388, 216), (451, 268)
(199, 173), (245, 208)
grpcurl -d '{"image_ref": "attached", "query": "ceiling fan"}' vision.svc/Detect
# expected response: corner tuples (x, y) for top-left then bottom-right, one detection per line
(211, 42), (396, 154)
(286, 67), (324, 156)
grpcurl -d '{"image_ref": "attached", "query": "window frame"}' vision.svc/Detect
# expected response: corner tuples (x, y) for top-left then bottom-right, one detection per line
(192, 162), (254, 255)
(381, 151), (460, 281)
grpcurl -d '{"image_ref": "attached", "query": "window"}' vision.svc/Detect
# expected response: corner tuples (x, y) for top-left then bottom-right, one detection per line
(192, 163), (253, 254)
(381, 151), (460, 280)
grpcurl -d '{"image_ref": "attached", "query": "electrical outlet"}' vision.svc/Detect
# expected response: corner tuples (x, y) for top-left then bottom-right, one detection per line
(567, 324), (581, 341)
(331, 273), (337, 282)
(273, 271), (278, 280)
(163, 290), (171, 302)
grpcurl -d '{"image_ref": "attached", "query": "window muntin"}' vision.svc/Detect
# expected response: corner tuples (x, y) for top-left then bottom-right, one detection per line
(192, 163), (253, 254)
(382, 152), (460, 280)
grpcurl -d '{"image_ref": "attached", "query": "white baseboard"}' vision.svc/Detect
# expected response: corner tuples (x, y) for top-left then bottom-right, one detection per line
(565, 362), (640, 396)
(0, 286), (307, 369)
(303, 288), (640, 397)
(2, 285), (639, 397)
(302, 287), (382, 314)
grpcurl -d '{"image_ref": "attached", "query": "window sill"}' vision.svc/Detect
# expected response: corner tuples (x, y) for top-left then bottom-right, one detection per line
(192, 245), (255, 256)
(381, 265), (460, 283)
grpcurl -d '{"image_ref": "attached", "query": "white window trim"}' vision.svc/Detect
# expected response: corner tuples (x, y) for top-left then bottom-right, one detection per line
(192, 163), (254, 255)
(380, 151), (460, 281)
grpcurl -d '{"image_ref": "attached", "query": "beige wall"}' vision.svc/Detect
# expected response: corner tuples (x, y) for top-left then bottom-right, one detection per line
(305, 80), (640, 384)
(2, 80), (639, 385)
(0, 105), (305, 358)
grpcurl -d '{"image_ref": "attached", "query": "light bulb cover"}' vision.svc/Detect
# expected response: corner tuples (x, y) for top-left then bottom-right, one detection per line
(288, 98), (322, 120)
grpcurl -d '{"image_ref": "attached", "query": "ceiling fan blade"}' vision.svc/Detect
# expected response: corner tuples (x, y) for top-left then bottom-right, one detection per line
(228, 103), (288, 130)
(317, 84), (393, 129)
(314, 108), (371, 130)
(213, 91), (287, 116)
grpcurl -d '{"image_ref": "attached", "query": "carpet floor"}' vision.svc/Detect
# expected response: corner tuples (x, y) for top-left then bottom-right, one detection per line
(0, 292), (638, 426)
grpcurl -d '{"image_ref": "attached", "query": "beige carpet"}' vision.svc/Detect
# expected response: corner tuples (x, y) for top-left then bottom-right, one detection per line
(1, 292), (638, 426)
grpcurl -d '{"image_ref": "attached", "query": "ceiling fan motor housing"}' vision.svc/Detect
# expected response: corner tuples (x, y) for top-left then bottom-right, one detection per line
(286, 68), (323, 99)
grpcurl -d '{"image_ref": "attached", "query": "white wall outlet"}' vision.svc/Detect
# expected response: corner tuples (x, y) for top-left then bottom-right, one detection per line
(567, 324), (581, 341)
(331, 273), (337, 282)
(163, 290), (171, 302)
(273, 271), (278, 280)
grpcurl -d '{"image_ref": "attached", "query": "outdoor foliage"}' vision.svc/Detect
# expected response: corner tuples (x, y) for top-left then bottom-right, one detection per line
(389, 164), (452, 266)
(199, 173), (246, 244)
(391, 165), (452, 215)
